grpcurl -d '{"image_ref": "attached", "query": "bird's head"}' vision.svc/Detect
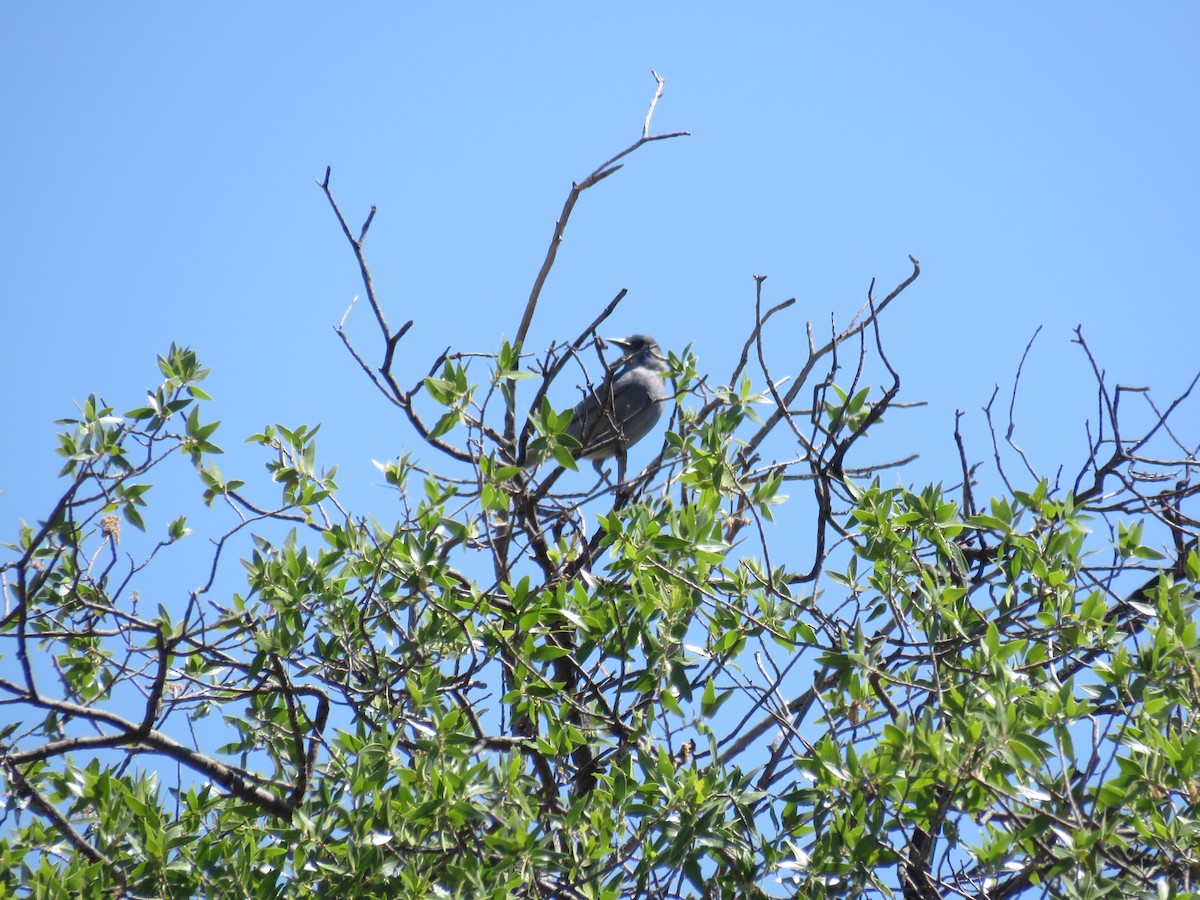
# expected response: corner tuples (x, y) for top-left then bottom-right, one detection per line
(605, 334), (664, 367)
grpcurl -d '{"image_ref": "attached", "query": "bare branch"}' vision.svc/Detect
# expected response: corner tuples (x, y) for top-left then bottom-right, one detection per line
(513, 72), (690, 352)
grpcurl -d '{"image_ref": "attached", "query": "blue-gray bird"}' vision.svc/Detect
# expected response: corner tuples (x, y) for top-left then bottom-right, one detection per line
(566, 334), (669, 463)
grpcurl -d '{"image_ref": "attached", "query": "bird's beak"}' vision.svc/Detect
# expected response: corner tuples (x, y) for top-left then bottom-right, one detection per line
(600, 338), (638, 362)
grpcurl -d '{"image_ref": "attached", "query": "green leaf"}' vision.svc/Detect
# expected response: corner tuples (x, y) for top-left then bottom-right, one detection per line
(124, 505), (146, 531)
(984, 621), (1000, 659)
(700, 677), (731, 718)
(429, 410), (461, 439)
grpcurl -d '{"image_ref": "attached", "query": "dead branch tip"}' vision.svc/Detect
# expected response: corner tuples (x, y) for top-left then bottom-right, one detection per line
(643, 70), (667, 138)
(359, 206), (377, 244)
(593, 164), (624, 184)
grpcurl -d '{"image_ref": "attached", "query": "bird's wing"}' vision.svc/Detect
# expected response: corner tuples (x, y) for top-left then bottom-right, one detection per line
(567, 368), (665, 451)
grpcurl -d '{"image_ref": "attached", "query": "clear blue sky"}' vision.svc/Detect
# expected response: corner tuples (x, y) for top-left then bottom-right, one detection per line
(3, 4), (1198, 529)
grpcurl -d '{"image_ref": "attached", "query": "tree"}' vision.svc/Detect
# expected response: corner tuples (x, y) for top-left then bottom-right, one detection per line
(2, 75), (1198, 900)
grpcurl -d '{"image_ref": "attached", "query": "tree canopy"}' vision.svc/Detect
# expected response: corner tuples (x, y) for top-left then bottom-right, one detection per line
(3, 78), (1199, 900)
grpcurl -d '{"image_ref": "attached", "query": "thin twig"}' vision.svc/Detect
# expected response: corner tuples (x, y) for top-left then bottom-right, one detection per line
(743, 255), (920, 459)
(1004, 325), (1043, 483)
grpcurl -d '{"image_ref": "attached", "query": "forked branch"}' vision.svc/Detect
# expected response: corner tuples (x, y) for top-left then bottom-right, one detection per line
(513, 71), (691, 351)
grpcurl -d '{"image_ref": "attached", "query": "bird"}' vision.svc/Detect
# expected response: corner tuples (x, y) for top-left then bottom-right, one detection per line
(564, 334), (669, 465)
